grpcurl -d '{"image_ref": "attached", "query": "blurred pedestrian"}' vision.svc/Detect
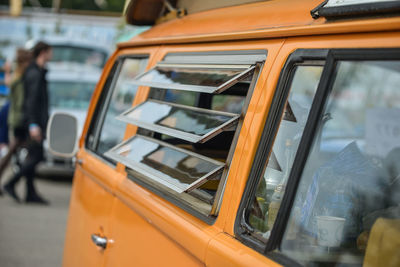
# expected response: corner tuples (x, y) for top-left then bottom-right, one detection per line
(0, 101), (9, 157)
(0, 61), (12, 195)
(0, 49), (32, 193)
(3, 42), (52, 204)
(0, 60), (11, 148)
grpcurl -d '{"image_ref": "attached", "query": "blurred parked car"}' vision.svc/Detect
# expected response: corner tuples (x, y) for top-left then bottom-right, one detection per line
(26, 36), (110, 68)
(36, 63), (102, 177)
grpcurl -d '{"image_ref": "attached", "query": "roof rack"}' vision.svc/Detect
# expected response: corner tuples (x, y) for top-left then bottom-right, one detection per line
(311, 0), (400, 20)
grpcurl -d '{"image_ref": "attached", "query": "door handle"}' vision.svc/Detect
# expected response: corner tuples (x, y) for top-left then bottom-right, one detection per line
(91, 234), (107, 249)
(73, 157), (84, 166)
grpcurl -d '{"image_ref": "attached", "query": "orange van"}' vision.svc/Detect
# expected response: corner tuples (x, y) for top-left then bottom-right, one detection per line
(47, 0), (400, 266)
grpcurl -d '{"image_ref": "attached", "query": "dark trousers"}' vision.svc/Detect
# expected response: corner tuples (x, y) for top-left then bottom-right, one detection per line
(0, 127), (27, 181)
(6, 140), (43, 199)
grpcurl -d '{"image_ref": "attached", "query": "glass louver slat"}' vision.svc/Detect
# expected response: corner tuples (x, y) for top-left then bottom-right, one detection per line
(104, 135), (225, 193)
(117, 100), (240, 143)
(130, 63), (255, 94)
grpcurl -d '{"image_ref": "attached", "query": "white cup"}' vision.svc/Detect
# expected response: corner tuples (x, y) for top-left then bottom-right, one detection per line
(316, 216), (346, 247)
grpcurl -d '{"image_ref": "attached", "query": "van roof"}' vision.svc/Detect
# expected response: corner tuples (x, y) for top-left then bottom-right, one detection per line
(120, 0), (400, 47)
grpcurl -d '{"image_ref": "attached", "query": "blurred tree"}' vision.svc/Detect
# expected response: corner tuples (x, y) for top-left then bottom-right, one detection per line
(39, 26), (47, 36)
(2, 0), (125, 12)
(25, 23), (33, 39)
(61, 0), (99, 11)
(54, 19), (62, 34)
(59, 0), (125, 12)
(39, 0), (52, 7)
(105, 0), (125, 12)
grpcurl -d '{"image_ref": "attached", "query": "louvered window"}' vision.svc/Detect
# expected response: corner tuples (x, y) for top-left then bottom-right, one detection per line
(105, 51), (266, 216)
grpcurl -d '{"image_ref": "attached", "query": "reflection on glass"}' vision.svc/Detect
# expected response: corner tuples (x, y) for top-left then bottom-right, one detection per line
(137, 66), (248, 87)
(123, 100), (235, 136)
(212, 95), (245, 113)
(163, 89), (198, 106)
(114, 136), (223, 191)
(249, 66), (323, 235)
(281, 61), (400, 266)
(97, 58), (148, 154)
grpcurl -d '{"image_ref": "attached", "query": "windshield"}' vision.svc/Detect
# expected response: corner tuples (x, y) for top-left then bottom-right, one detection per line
(48, 81), (95, 110)
(51, 45), (108, 68)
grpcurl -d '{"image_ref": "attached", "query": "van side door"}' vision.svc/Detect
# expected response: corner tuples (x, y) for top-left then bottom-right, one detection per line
(63, 55), (149, 267)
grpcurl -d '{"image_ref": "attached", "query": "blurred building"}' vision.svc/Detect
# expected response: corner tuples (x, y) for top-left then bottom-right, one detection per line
(0, 7), (148, 61)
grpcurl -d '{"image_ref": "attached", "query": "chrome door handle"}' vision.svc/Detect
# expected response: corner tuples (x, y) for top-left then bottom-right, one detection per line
(91, 234), (107, 249)
(72, 157), (84, 166)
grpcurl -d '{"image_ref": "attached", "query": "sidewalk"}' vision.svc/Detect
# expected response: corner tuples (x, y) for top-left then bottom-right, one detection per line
(0, 176), (71, 267)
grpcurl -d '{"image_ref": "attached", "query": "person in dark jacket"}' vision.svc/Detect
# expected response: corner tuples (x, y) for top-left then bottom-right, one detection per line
(3, 42), (52, 204)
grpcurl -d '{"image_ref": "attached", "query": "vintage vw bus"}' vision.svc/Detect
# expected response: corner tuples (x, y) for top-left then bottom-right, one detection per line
(48, 0), (400, 266)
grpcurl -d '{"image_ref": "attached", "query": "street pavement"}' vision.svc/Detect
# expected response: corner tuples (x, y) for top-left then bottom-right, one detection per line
(0, 171), (72, 267)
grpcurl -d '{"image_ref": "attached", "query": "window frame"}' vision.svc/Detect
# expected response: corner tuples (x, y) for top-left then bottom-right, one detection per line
(234, 48), (329, 252)
(116, 51), (267, 223)
(85, 55), (149, 165)
(235, 48), (400, 266)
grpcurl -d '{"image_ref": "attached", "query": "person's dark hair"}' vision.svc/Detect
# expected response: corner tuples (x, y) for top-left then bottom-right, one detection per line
(15, 48), (32, 75)
(32, 41), (51, 59)
(16, 48), (32, 65)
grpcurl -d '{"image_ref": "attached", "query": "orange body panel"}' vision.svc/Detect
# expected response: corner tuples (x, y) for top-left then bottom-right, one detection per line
(63, 0), (400, 266)
(105, 195), (206, 266)
(139, 0), (319, 38)
(63, 157), (117, 266)
(110, 177), (221, 264)
(105, 197), (205, 267)
(206, 233), (281, 267)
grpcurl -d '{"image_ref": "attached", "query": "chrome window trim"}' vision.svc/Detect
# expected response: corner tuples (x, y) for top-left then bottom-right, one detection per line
(162, 51), (267, 65)
(157, 63), (252, 69)
(117, 99), (240, 143)
(92, 60), (123, 150)
(105, 134), (225, 193)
